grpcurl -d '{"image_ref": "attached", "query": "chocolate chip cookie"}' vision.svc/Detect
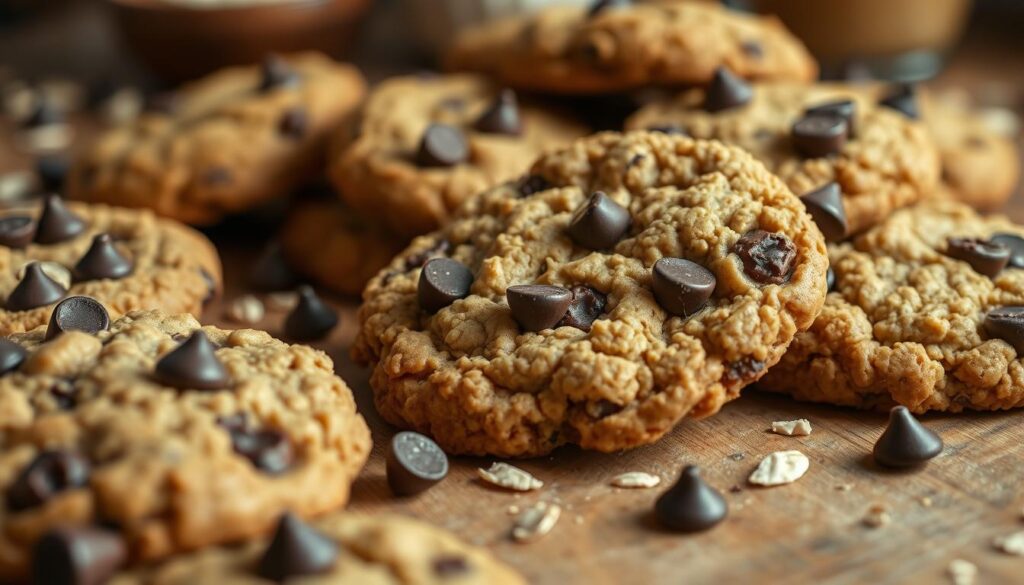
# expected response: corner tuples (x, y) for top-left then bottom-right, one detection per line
(759, 200), (1024, 412)
(445, 1), (817, 95)
(0, 309), (371, 582)
(353, 131), (828, 457)
(68, 53), (366, 225)
(329, 74), (589, 238)
(0, 196), (221, 335)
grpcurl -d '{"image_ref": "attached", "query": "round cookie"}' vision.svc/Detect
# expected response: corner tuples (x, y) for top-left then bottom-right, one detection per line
(68, 53), (367, 225)
(328, 73), (589, 238)
(353, 131), (828, 457)
(444, 1), (817, 95)
(759, 200), (1024, 412)
(627, 82), (942, 236)
(0, 309), (371, 582)
(0, 197), (221, 336)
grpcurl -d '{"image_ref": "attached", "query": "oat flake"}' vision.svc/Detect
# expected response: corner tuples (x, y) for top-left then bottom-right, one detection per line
(477, 462), (543, 491)
(610, 471), (661, 489)
(994, 530), (1024, 556)
(748, 450), (809, 486)
(770, 418), (812, 436)
(947, 559), (977, 585)
(512, 501), (561, 543)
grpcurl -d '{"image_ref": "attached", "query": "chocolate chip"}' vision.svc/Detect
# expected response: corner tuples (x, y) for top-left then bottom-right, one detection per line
(722, 357), (765, 385)
(204, 167), (233, 186)
(506, 284), (572, 332)
(278, 108), (307, 139)
(230, 427), (293, 475)
(567, 192), (631, 250)
(259, 55), (300, 91)
(50, 382), (77, 410)
(416, 124), (469, 167)
(647, 125), (687, 136)
(945, 237), (1010, 278)
(386, 431), (449, 497)
(284, 286), (338, 341)
(34, 194), (86, 244)
(22, 97), (63, 128)
(879, 84), (919, 119)
(588, 0), (630, 17)
(800, 182), (848, 242)
(249, 242), (299, 291)
(733, 230), (796, 285)
(36, 155), (70, 193)
(6, 262), (67, 311)
(0, 216), (35, 248)
(992, 233), (1024, 269)
(0, 339), (26, 375)
(200, 267), (217, 305)
(741, 40), (763, 58)
(258, 513), (338, 581)
(655, 465), (727, 532)
(872, 406), (943, 468)
(805, 99), (856, 137)
(155, 331), (231, 391)
(45, 296), (110, 341)
(32, 526), (126, 585)
(557, 285), (607, 331)
(704, 67), (753, 113)
(984, 306), (1024, 353)
(826, 266), (836, 291)
(419, 258), (473, 313)
(7, 450), (90, 511)
(432, 555), (470, 577)
(73, 234), (133, 281)
(515, 174), (550, 197)
(473, 89), (522, 136)
(791, 114), (848, 158)
(404, 239), (451, 272)
(652, 258), (716, 318)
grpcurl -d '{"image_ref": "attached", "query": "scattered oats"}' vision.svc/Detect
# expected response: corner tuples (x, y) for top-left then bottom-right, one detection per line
(862, 505), (891, 528)
(947, 559), (977, 585)
(748, 450), (809, 487)
(265, 291), (299, 312)
(993, 530), (1024, 556)
(836, 484), (854, 492)
(919, 496), (933, 508)
(610, 472), (661, 489)
(512, 501), (560, 543)
(18, 261), (71, 290)
(224, 295), (265, 324)
(477, 463), (543, 492)
(770, 419), (812, 436)
(17, 124), (73, 153)
(101, 87), (143, 125)
(0, 171), (33, 202)
(506, 505), (520, 515)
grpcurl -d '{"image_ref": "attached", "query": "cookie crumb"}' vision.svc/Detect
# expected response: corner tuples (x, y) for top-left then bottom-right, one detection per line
(748, 450), (809, 486)
(574, 515), (584, 525)
(947, 559), (977, 585)
(836, 484), (854, 492)
(224, 295), (265, 324)
(993, 530), (1024, 555)
(512, 501), (561, 543)
(609, 471), (661, 489)
(266, 291), (299, 312)
(770, 418), (812, 436)
(507, 505), (520, 515)
(862, 505), (891, 528)
(919, 496), (933, 508)
(478, 463), (543, 492)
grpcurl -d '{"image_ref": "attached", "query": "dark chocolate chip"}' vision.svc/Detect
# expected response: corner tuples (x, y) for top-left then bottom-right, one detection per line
(557, 285), (607, 331)
(284, 286), (339, 341)
(22, 97), (63, 128)
(249, 242), (299, 291)
(704, 67), (753, 113)
(992, 233), (1024, 269)
(230, 427), (294, 475)
(733, 230), (796, 285)
(0, 215), (35, 248)
(791, 114), (848, 158)
(200, 267), (217, 306)
(473, 89), (522, 136)
(826, 266), (836, 291)
(647, 125), (687, 136)
(35, 194), (86, 244)
(154, 331), (231, 391)
(800, 182), (848, 242)
(652, 258), (715, 318)
(36, 155), (70, 193)
(0, 338), (26, 375)
(984, 306), (1024, 353)
(588, 0), (630, 17)
(805, 99), (856, 137)
(567, 192), (631, 250)
(45, 296), (110, 341)
(73, 234), (133, 281)
(259, 55), (300, 91)
(386, 431), (449, 497)
(655, 465), (727, 532)
(404, 239), (451, 272)
(416, 124), (469, 167)
(278, 107), (307, 139)
(515, 174), (550, 197)
(872, 406), (943, 468)
(722, 357), (765, 385)
(419, 258), (473, 313)
(7, 450), (90, 511)
(6, 262), (67, 311)
(506, 284), (572, 332)
(204, 167), (233, 186)
(879, 84), (919, 119)
(740, 40), (763, 58)
(32, 526), (126, 585)
(258, 513), (339, 581)
(945, 237), (1010, 278)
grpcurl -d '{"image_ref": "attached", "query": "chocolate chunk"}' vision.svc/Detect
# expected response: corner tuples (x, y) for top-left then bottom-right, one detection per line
(416, 124), (469, 167)
(654, 465), (727, 532)
(0, 339), (26, 375)
(258, 513), (339, 581)
(249, 242), (300, 291)
(652, 258), (716, 318)
(826, 266), (836, 291)
(7, 450), (90, 511)
(45, 296), (111, 340)
(278, 107), (307, 139)
(0, 216), (35, 248)
(36, 155), (71, 193)
(733, 230), (796, 285)
(6, 262), (67, 311)
(800, 182), (848, 242)
(473, 89), (522, 136)
(879, 84), (919, 119)
(791, 114), (848, 158)
(386, 431), (449, 497)
(404, 239), (451, 272)
(992, 233), (1024, 269)
(432, 555), (470, 577)
(515, 174), (550, 197)
(32, 526), (126, 585)
(154, 331), (231, 391)
(419, 258), (473, 313)
(230, 426), (294, 475)
(704, 67), (753, 113)
(588, 0), (630, 17)
(284, 286), (339, 341)
(567, 192), (631, 250)
(73, 234), (134, 281)
(259, 55), (300, 91)
(506, 284), (572, 332)
(740, 40), (763, 58)
(872, 406), (943, 468)
(35, 194), (86, 245)
(557, 285), (607, 331)
(23, 97), (63, 128)
(945, 237), (1010, 278)
(805, 99), (856, 137)
(984, 306), (1024, 353)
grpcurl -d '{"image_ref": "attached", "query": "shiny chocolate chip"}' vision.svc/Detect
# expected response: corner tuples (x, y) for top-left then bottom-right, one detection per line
(873, 406), (943, 468)
(791, 114), (848, 158)
(945, 237), (1010, 278)
(387, 431), (449, 497)
(416, 124), (468, 167)
(805, 99), (856, 137)
(655, 465), (727, 532)
(45, 296), (110, 341)
(800, 182), (848, 242)
(652, 258), (715, 318)
(704, 67), (753, 113)
(35, 194), (86, 244)
(6, 262), (67, 311)
(7, 450), (90, 511)
(32, 526), (127, 585)
(0, 339), (26, 375)
(284, 286), (338, 341)
(984, 306), (1024, 353)
(258, 513), (339, 581)
(879, 84), (919, 119)
(473, 89), (522, 136)
(567, 192), (631, 250)
(74, 234), (133, 281)
(991, 233), (1024, 269)
(419, 258), (473, 313)
(557, 285), (607, 331)
(0, 216), (35, 248)
(259, 55), (300, 91)
(154, 331), (231, 391)
(507, 285), (572, 332)
(733, 230), (796, 285)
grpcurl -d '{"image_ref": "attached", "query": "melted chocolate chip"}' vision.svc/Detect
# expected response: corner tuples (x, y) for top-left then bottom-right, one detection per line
(6, 262), (67, 311)
(258, 513), (339, 580)
(507, 285), (572, 332)
(557, 285), (607, 331)
(652, 258), (716, 318)
(32, 526), (127, 585)
(73, 234), (134, 281)
(419, 258), (474, 313)
(416, 124), (468, 167)
(35, 194), (86, 245)
(945, 237), (1010, 278)
(655, 465), (727, 532)
(154, 331), (231, 391)
(704, 67), (753, 113)
(7, 450), (90, 511)
(473, 89), (522, 136)
(387, 431), (449, 497)
(733, 230), (796, 285)
(45, 296), (111, 340)
(873, 406), (943, 468)
(0, 216), (35, 248)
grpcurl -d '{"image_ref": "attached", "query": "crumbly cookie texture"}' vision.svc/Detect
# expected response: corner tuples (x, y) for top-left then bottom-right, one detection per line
(353, 131), (828, 457)
(0, 202), (221, 335)
(0, 310), (371, 581)
(329, 74), (589, 238)
(759, 200), (1024, 412)
(626, 82), (942, 235)
(110, 513), (525, 585)
(445, 2), (816, 94)
(68, 53), (366, 225)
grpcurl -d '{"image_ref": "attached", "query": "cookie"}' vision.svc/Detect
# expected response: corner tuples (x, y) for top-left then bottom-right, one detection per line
(759, 200), (1024, 412)
(68, 53), (366, 225)
(110, 513), (524, 585)
(627, 82), (942, 235)
(0, 196), (221, 336)
(328, 73), (589, 238)
(445, 1), (817, 95)
(353, 131), (828, 457)
(0, 309), (371, 581)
